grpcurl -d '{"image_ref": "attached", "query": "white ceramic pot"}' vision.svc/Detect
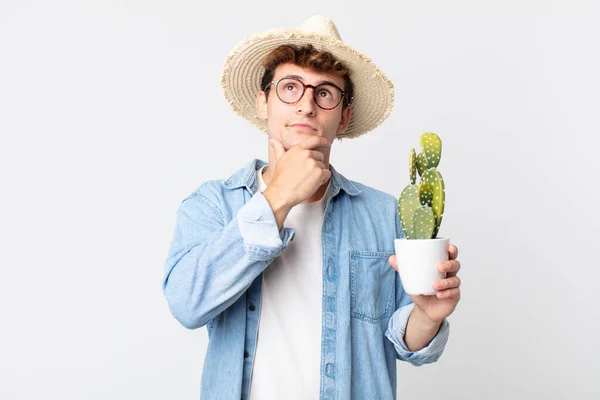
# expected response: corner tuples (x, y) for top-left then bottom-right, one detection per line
(394, 237), (449, 295)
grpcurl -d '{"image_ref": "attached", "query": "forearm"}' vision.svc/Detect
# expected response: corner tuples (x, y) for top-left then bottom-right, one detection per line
(163, 219), (267, 329)
(163, 192), (293, 329)
(403, 305), (443, 351)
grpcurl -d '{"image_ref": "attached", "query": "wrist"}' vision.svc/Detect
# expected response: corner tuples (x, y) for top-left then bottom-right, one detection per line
(263, 186), (293, 216)
(411, 305), (443, 331)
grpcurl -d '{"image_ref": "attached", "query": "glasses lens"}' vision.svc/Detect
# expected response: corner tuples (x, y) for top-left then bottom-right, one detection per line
(276, 78), (304, 103)
(314, 84), (342, 109)
(275, 78), (343, 109)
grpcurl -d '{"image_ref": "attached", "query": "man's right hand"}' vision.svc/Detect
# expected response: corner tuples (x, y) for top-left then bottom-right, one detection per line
(262, 136), (331, 229)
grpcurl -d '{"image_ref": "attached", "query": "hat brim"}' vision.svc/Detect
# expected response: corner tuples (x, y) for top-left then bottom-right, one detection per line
(221, 28), (394, 139)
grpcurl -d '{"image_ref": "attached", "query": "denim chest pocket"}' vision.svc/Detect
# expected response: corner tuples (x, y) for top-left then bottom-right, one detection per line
(350, 250), (396, 323)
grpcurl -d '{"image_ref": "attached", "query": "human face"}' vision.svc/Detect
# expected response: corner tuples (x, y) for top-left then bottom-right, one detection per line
(256, 63), (352, 154)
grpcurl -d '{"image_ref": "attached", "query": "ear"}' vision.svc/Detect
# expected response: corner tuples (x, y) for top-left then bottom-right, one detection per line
(256, 91), (268, 119)
(337, 106), (352, 133)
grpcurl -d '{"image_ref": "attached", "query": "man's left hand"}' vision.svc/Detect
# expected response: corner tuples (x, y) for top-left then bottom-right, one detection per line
(388, 244), (461, 324)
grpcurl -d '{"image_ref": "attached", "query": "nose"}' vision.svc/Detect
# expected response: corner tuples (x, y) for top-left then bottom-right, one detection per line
(295, 87), (317, 116)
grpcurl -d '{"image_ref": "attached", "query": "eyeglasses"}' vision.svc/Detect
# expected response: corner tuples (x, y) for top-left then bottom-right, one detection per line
(268, 76), (349, 110)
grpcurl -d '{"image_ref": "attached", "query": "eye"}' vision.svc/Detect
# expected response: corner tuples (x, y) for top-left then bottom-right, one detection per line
(316, 88), (333, 98)
(282, 80), (301, 92)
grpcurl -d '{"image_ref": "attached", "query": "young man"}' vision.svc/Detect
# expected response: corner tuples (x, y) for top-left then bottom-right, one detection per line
(163, 15), (461, 400)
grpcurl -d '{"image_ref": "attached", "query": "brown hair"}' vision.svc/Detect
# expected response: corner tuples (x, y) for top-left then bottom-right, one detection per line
(260, 44), (354, 108)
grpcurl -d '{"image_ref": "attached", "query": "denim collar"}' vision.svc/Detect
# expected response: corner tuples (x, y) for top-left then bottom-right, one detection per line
(222, 158), (361, 197)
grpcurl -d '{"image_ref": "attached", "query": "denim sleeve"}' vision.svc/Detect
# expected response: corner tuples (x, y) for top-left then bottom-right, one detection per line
(162, 189), (295, 330)
(384, 302), (450, 366)
(386, 197), (450, 366)
(237, 192), (296, 258)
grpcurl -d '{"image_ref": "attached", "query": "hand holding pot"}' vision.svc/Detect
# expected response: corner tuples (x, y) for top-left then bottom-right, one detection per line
(388, 244), (461, 324)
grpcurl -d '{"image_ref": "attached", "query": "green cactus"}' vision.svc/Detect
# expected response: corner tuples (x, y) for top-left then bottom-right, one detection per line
(420, 132), (442, 168)
(419, 179), (432, 207)
(399, 132), (446, 239)
(423, 168), (445, 238)
(398, 184), (419, 238)
(413, 205), (435, 239)
(409, 148), (417, 185)
(416, 152), (427, 177)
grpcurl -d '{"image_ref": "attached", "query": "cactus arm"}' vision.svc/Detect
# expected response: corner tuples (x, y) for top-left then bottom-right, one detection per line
(420, 132), (442, 169)
(416, 152), (427, 177)
(413, 206), (435, 239)
(398, 184), (421, 239)
(409, 148), (417, 185)
(423, 168), (445, 238)
(419, 179), (433, 207)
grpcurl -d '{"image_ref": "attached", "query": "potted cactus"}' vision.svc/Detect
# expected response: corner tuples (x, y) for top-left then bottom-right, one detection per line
(394, 132), (449, 295)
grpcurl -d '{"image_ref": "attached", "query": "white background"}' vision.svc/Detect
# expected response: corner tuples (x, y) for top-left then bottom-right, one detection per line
(1, 0), (599, 399)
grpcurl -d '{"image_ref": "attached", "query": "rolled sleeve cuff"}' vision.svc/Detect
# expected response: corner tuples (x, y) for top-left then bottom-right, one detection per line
(237, 192), (295, 261)
(385, 302), (450, 366)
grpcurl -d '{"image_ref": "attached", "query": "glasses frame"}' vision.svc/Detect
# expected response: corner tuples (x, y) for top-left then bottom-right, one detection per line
(269, 76), (349, 110)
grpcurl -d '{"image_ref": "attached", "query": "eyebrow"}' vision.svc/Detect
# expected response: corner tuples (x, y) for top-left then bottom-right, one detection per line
(283, 74), (340, 88)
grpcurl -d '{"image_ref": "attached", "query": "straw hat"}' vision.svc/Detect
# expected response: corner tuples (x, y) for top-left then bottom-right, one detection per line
(220, 15), (394, 139)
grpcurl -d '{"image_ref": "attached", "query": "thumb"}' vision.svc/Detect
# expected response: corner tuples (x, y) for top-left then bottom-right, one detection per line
(270, 138), (286, 160)
(388, 255), (398, 272)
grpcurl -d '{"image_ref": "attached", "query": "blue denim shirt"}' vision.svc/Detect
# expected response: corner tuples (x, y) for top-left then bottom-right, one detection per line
(163, 159), (449, 400)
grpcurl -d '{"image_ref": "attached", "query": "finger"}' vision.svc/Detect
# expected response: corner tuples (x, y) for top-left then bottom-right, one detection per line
(269, 138), (286, 177)
(448, 244), (458, 260)
(433, 276), (461, 291)
(313, 160), (326, 170)
(438, 260), (461, 276)
(270, 138), (286, 161)
(268, 140), (276, 176)
(309, 150), (325, 162)
(438, 260), (460, 278)
(318, 168), (332, 186)
(436, 287), (461, 301)
(267, 140), (278, 178)
(299, 135), (331, 151)
(388, 255), (398, 272)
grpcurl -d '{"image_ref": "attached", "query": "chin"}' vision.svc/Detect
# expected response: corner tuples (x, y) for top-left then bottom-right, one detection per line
(282, 131), (309, 144)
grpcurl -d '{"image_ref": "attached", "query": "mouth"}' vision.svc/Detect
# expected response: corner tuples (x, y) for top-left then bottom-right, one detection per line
(289, 123), (316, 131)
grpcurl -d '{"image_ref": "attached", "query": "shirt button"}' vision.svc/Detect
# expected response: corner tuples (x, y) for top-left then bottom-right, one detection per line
(249, 305), (256, 311)
(244, 351), (249, 358)
(326, 363), (334, 375)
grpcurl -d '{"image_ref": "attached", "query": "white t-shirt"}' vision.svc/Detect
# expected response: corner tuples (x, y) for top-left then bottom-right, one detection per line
(249, 165), (332, 400)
